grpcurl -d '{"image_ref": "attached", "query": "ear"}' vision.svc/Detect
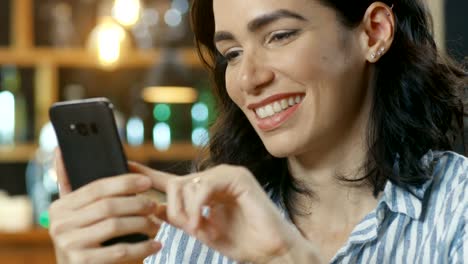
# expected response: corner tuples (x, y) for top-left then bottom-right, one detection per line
(359, 2), (395, 63)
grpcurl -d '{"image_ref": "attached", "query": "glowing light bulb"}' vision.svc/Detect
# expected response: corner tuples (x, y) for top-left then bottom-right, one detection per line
(153, 104), (171, 122)
(153, 122), (171, 150)
(126, 116), (144, 146)
(87, 17), (130, 68)
(112, 0), (141, 27)
(191, 127), (209, 147)
(164, 8), (182, 27)
(142, 87), (198, 104)
(191, 103), (209, 122)
(172, 0), (190, 14)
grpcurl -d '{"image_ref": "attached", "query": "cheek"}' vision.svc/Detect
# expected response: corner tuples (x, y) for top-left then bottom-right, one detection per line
(278, 33), (363, 108)
(281, 37), (346, 83)
(225, 70), (244, 107)
(276, 34), (366, 131)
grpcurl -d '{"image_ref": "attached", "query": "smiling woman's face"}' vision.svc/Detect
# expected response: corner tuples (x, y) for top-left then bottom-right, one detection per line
(213, 0), (372, 158)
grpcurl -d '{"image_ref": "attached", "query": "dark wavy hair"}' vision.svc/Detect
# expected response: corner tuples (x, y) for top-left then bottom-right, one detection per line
(190, 0), (467, 214)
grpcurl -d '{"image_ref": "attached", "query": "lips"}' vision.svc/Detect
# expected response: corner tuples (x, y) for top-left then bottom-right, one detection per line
(247, 93), (305, 131)
(254, 95), (303, 119)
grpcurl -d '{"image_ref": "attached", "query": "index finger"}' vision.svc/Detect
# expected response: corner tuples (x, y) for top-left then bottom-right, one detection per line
(128, 161), (176, 192)
(54, 148), (72, 197)
(60, 173), (152, 210)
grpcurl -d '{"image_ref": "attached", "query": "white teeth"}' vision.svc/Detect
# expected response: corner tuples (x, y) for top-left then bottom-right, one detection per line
(295, 96), (301, 103)
(254, 95), (304, 119)
(265, 104), (275, 116)
(280, 99), (288, 109)
(256, 107), (266, 119)
(273, 102), (282, 113)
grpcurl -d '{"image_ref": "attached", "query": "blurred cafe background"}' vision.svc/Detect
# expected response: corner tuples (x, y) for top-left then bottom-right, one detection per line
(0, 0), (466, 263)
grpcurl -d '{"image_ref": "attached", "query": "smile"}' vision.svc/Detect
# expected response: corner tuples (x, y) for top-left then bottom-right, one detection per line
(254, 95), (304, 119)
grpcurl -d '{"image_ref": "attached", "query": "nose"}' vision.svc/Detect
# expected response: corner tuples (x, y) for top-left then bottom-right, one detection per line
(238, 51), (274, 94)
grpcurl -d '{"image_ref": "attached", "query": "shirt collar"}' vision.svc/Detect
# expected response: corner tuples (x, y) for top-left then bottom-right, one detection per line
(379, 150), (436, 220)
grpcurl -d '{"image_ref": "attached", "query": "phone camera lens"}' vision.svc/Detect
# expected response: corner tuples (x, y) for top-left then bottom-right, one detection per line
(76, 123), (89, 136)
(90, 123), (99, 134)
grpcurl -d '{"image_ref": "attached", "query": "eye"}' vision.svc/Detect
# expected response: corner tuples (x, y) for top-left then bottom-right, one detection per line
(267, 30), (299, 44)
(223, 49), (243, 63)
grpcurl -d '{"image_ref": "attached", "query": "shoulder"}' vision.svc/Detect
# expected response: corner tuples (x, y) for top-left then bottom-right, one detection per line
(422, 151), (467, 223)
(144, 222), (236, 264)
(429, 152), (468, 261)
(429, 151), (467, 196)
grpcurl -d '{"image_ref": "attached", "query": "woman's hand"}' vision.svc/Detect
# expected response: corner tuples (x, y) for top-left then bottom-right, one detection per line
(48, 151), (162, 264)
(130, 162), (323, 264)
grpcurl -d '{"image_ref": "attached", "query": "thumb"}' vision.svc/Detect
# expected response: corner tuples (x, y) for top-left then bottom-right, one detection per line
(54, 148), (72, 196)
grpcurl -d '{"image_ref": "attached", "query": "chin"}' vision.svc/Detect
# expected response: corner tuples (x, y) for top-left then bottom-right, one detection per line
(261, 136), (301, 158)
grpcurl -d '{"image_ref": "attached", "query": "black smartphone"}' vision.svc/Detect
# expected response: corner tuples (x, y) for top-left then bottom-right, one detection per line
(49, 97), (149, 246)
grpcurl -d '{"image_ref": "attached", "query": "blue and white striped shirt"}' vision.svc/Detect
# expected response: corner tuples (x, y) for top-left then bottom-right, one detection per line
(145, 151), (467, 263)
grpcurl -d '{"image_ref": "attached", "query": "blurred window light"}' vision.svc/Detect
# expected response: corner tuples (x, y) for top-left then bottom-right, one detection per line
(112, 0), (141, 27)
(39, 122), (58, 152)
(164, 8), (182, 27)
(126, 117), (145, 146)
(172, 0), (190, 14)
(153, 122), (171, 150)
(0, 91), (15, 144)
(191, 102), (209, 122)
(153, 104), (171, 122)
(191, 127), (209, 147)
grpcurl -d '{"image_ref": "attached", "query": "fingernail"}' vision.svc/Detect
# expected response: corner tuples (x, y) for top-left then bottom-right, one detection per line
(151, 241), (162, 250)
(137, 177), (151, 189)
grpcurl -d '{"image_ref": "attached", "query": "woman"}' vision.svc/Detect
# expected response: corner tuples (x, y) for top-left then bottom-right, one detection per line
(49, 0), (467, 263)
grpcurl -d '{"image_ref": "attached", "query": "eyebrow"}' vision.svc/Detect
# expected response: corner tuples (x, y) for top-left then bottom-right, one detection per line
(214, 9), (307, 43)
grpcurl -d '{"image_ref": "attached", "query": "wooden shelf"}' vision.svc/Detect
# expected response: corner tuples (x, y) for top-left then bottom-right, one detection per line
(0, 228), (51, 245)
(0, 227), (56, 264)
(0, 144), (37, 163)
(0, 228), (142, 264)
(0, 47), (201, 68)
(0, 142), (200, 162)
